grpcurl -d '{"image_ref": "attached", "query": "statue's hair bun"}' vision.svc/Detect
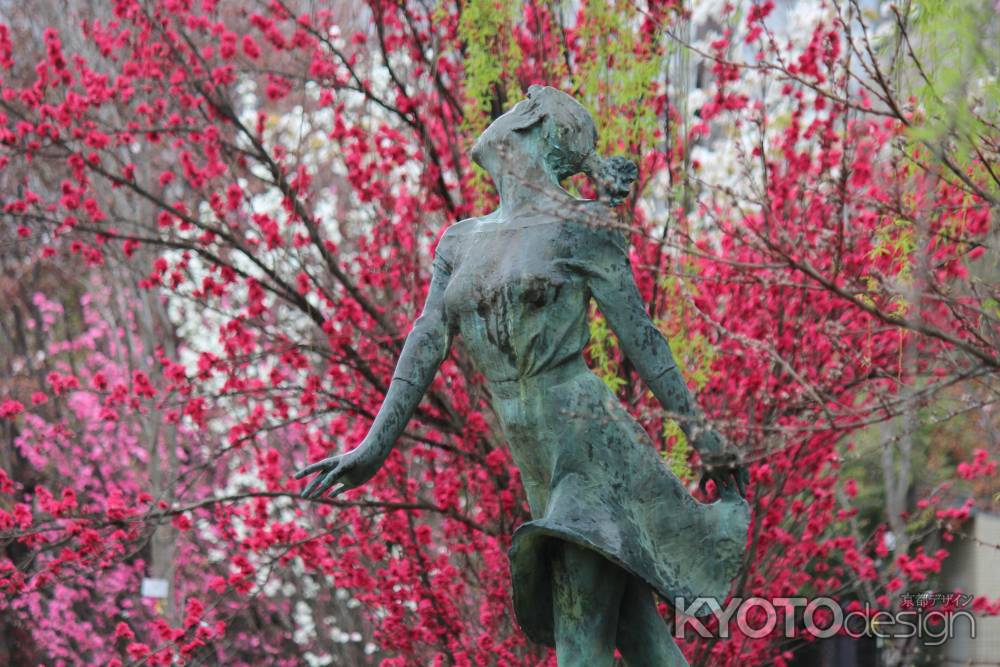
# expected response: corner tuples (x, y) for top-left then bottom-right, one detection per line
(584, 154), (638, 206)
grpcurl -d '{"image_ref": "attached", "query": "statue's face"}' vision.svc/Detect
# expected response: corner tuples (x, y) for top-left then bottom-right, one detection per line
(470, 87), (597, 182)
(470, 100), (535, 170)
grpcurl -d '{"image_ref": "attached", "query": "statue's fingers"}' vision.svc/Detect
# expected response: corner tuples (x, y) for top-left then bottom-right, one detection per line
(326, 482), (349, 499)
(305, 471), (336, 499)
(300, 472), (328, 498)
(307, 465), (346, 499)
(295, 458), (332, 480)
(303, 463), (341, 498)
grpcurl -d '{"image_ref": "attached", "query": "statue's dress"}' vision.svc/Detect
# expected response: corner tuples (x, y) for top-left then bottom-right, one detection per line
(396, 203), (750, 646)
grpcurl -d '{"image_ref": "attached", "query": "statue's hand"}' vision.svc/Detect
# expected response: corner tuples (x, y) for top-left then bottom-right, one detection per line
(295, 442), (383, 499)
(695, 432), (748, 498)
(699, 460), (749, 499)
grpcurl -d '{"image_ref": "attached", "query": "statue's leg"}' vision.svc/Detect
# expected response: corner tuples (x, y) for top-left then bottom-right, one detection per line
(551, 541), (626, 666)
(616, 575), (690, 667)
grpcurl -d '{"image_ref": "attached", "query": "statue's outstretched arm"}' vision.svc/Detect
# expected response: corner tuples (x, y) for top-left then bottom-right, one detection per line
(296, 251), (453, 498)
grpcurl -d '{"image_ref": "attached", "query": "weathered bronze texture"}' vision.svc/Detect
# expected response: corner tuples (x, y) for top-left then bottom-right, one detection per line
(297, 86), (750, 666)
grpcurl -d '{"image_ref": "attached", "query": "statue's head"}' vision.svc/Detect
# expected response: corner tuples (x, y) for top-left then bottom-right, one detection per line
(471, 86), (638, 206)
(471, 85), (597, 182)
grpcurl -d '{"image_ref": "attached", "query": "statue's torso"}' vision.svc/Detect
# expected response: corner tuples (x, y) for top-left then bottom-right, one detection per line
(440, 214), (596, 388)
(435, 207), (751, 627)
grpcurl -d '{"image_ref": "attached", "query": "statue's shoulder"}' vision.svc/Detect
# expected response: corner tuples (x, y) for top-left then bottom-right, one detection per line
(432, 214), (491, 269)
(437, 212), (495, 248)
(442, 214), (489, 239)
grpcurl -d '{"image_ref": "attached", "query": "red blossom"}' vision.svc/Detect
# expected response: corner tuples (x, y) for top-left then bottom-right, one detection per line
(0, 2), (994, 665)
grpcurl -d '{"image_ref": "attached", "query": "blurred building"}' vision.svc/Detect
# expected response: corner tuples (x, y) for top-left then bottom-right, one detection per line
(940, 510), (1000, 665)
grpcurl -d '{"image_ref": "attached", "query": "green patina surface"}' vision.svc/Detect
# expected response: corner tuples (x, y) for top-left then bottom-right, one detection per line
(298, 87), (749, 666)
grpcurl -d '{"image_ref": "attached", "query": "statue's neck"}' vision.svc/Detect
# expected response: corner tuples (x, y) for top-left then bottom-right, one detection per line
(492, 163), (568, 221)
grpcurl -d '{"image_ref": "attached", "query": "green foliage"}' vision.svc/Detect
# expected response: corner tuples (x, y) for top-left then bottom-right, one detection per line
(663, 420), (693, 481)
(587, 309), (627, 393)
(897, 0), (1000, 200)
(870, 217), (915, 267)
(867, 215), (914, 319)
(456, 0), (671, 179)
(655, 275), (719, 480)
(656, 276), (718, 392)
(456, 0), (523, 132)
(568, 1), (664, 158)
(454, 0), (523, 205)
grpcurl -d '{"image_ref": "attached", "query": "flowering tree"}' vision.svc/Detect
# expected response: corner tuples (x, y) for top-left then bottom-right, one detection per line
(0, 1), (997, 665)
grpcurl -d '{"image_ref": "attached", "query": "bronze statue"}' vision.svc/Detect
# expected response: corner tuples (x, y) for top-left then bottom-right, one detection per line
(296, 86), (750, 666)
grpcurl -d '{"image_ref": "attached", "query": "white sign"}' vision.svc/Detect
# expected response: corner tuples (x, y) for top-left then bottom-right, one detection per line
(141, 577), (169, 599)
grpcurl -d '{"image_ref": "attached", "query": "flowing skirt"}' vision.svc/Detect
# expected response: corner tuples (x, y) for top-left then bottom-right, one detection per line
(489, 360), (750, 646)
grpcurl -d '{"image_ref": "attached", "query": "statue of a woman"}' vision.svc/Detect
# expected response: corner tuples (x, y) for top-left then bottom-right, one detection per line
(296, 86), (750, 666)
